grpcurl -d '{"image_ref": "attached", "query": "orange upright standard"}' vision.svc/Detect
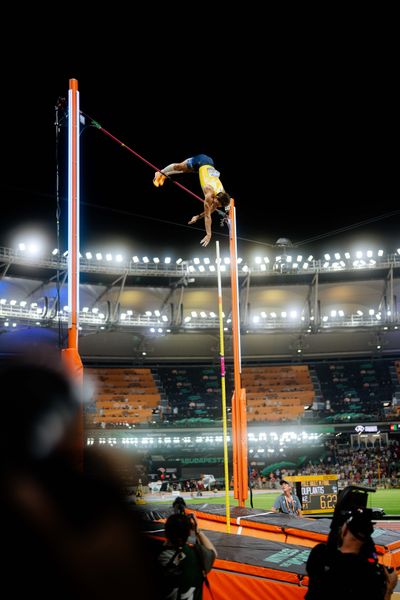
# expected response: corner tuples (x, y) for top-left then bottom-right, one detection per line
(228, 199), (248, 506)
(61, 78), (84, 467)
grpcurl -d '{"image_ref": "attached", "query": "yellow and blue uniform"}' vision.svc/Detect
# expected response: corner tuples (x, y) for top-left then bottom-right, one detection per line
(186, 154), (224, 195)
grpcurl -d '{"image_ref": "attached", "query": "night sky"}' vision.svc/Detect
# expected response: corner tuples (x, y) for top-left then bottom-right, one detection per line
(1, 27), (397, 262)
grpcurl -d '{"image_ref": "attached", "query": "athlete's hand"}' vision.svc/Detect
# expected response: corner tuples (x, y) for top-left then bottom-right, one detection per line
(188, 215), (198, 225)
(200, 234), (211, 247)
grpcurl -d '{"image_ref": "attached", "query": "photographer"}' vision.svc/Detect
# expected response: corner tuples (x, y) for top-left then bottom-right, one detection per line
(305, 506), (398, 599)
(158, 506), (217, 600)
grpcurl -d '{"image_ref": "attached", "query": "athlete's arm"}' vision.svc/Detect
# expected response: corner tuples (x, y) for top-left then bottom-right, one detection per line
(188, 211), (205, 225)
(200, 191), (215, 247)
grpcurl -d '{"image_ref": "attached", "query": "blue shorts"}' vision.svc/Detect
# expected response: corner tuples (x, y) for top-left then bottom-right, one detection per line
(186, 154), (214, 171)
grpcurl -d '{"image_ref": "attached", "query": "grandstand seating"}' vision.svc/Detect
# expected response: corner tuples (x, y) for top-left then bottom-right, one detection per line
(314, 359), (394, 420)
(242, 364), (315, 422)
(84, 359), (400, 427)
(85, 367), (160, 426)
(155, 365), (229, 423)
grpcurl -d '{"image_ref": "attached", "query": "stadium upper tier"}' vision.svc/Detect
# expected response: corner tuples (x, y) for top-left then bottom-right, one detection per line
(1, 245), (400, 360)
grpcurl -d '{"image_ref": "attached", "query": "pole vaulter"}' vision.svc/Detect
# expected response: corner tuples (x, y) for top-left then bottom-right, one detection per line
(76, 108), (248, 502)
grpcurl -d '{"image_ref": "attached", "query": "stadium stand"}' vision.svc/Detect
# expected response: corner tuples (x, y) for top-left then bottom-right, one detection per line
(85, 367), (160, 426)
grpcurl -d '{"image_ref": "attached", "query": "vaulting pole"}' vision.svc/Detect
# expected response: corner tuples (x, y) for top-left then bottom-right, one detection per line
(61, 78), (84, 468)
(229, 199), (248, 506)
(216, 241), (231, 532)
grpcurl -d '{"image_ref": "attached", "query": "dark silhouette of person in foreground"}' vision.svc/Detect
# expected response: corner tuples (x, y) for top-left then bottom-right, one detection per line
(305, 486), (398, 600)
(0, 354), (157, 599)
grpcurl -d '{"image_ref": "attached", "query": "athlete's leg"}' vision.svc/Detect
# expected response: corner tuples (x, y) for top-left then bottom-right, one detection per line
(153, 160), (192, 187)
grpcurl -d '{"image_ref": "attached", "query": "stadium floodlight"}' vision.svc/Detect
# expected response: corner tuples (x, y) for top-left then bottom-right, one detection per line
(105, 253), (112, 261)
(153, 257), (159, 263)
(52, 248), (59, 255)
(176, 258), (183, 264)
(85, 252), (93, 259)
(164, 257), (171, 264)
(193, 257), (200, 264)
(96, 252), (102, 260)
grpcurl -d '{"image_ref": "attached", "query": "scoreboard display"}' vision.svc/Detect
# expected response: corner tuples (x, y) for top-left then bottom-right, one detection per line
(285, 474), (339, 515)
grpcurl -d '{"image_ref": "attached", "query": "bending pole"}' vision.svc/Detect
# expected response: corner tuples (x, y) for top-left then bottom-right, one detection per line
(228, 199), (248, 506)
(216, 241), (231, 532)
(61, 78), (83, 468)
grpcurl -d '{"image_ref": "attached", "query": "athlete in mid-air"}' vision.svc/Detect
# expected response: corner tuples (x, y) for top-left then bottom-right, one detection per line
(153, 154), (231, 247)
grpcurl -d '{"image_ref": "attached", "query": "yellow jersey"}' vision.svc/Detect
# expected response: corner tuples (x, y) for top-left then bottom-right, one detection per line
(198, 164), (224, 195)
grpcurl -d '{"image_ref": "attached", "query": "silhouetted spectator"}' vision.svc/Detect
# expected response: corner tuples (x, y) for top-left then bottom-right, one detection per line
(306, 506), (397, 599)
(0, 354), (156, 599)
